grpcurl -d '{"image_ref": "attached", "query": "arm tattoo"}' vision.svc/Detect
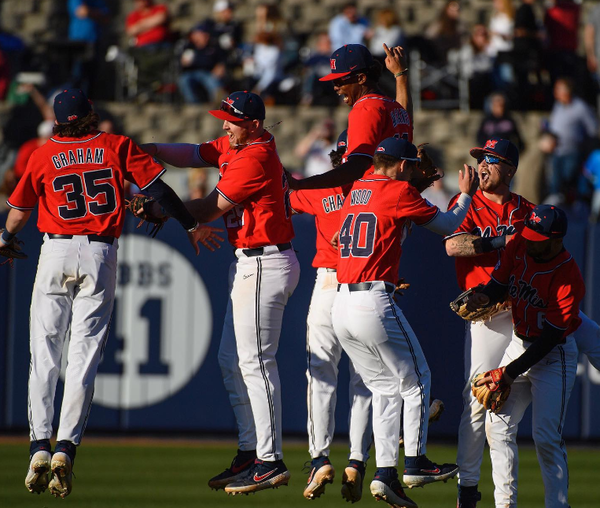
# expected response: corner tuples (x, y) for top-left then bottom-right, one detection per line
(447, 234), (484, 257)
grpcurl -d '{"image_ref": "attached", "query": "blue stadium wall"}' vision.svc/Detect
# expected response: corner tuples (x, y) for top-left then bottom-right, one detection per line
(1, 210), (599, 440)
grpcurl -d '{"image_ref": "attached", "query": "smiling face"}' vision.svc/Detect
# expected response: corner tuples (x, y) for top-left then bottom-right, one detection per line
(223, 119), (259, 148)
(477, 156), (514, 192)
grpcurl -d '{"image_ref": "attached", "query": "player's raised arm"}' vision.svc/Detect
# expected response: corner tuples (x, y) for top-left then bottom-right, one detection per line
(383, 43), (413, 123)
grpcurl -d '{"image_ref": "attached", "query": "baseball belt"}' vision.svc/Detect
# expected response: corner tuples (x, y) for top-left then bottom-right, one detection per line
(48, 233), (115, 245)
(338, 281), (395, 293)
(241, 242), (292, 257)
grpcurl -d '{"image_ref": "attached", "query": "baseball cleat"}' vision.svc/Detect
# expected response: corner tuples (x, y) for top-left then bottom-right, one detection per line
(457, 484), (482, 508)
(25, 450), (52, 494)
(208, 449), (256, 490)
(370, 470), (418, 508)
(341, 460), (365, 503)
(224, 459), (290, 495)
(403, 456), (458, 488)
(303, 456), (335, 499)
(428, 399), (445, 422)
(48, 452), (73, 498)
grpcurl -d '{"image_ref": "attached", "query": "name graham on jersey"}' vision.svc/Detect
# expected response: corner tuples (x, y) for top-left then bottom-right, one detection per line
(350, 189), (372, 206)
(52, 148), (105, 170)
(322, 193), (345, 213)
(471, 224), (517, 237)
(508, 274), (547, 308)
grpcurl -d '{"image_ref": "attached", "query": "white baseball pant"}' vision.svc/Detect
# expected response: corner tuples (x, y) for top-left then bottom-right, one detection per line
(486, 334), (578, 508)
(306, 268), (372, 462)
(217, 246), (300, 461)
(456, 310), (513, 487)
(574, 311), (600, 371)
(332, 282), (431, 467)
(28, 235), (118, 445)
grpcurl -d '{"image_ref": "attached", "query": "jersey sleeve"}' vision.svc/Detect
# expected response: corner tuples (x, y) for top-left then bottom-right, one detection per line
(396, 184), (439, 225)
(197, 137), (228, 167)
(544, 266), (585, 332)
(346, 104), (386, 159)
(443, 192), (474, 239)
(121, 137), (166, 190)
(216, 156), (266, 205)
(289, 189), (315, 215)
(6, 162), (39, 210)
(489, 237), (518, 285)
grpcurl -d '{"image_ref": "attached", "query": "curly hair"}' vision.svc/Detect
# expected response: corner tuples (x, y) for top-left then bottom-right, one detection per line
(53, 111), (100, 138)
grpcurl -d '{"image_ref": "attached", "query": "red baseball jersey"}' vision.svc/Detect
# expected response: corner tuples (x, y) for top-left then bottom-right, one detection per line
(289, 186), (348, 269)
(7, 131), (165, 237)
(125, 4), (170, 47)
(344, 94), (413, 164)
(491, 237), (584, 339)
(445, 190), (535, 291)
(337, 175), (439, 284)
(198, 131), (294, 249)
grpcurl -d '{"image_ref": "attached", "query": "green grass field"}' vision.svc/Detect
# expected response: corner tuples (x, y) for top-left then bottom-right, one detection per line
(1, 438), (598, 507)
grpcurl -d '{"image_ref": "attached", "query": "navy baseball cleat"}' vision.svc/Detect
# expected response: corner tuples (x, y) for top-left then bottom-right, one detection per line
(208, 449), (256, 490)
(303, 456), (335, 499)
(224, 459), (290, 495)
(402, 455), (459, 488)
(25, 439), (52, 494)
(341, 459), (366, 503)
(370, 468), (418, 508)
(457, 484), (482, 508)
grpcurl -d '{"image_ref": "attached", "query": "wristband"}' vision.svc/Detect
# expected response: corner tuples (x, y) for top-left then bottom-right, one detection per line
(187, 222), (200, 233)
(480, 235), (507, 253)
(394, 70), (408, 77)
(1, 228), (16, 244)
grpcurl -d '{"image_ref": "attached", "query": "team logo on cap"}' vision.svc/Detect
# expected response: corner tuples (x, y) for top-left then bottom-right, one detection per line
(330, 58), (336, 70)
(484, 139), (498, 149)
(530, 212), (542, 224)
(338, 141), (346, 147)
(225, 97), (235, 105)
(376, 146), (385, 152)
(67, 114), (78, 121)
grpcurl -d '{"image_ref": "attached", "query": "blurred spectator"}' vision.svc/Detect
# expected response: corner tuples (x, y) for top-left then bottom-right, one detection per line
(0, 49), (9, 100)
(488, 0), (515, 94)
(254, 3), (300, 71)
(423, 0), (466, 64)
(451, 24), (494, 109)
(583, 145), (600, 222)
(369, 9), (404, 59)
(243, 31), (285, 104)
(585, 4), (600, 85)
(67, 0), (110, 95)
(476, 92), (525, 152)
(513, 0), (543, 109)
(125, 0), (173, 99)
(294, 119), (337, 177)
(299, 32), (338, 106)
(546, 78), (598, 201)
(13, 120), (54, 181)
(211, 0), (243, 89)
(177, 23), (226, 104)
(422, 178), (451, 211)
(543, 0), (580, 85)
(188, 168), (209, 200)
(328, 3), (371, 50)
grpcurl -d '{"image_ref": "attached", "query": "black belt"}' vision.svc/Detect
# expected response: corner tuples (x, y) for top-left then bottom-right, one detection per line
(325, 268), (337, 272)
(241, 242), (292, 257)
(339, 282), (395, 293)
(48, 233), (115, 245)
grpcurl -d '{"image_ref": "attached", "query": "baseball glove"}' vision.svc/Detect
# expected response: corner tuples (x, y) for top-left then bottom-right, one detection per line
(125, 194), (168, 238)
(411, 143), (443, 193)
(0, 229), (27, 266)
(471, 368), (511, 413)
(450, 285), (507, 322)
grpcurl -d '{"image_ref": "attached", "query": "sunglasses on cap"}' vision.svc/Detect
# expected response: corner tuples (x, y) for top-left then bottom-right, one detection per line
(477, 154), (513, 166)
(220, 101), (248, 119)
(331, 73), (362, 87)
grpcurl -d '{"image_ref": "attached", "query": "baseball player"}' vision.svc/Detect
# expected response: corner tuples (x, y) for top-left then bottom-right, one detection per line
(465, 205), (583, 508)
(289, 43), (413, 192)
(140, 91), (300, 495)
(332, 136), (478, 508)
(444, 138), (600, 508)
(289, 130), (374, 502)
(1, 89), (218, 498)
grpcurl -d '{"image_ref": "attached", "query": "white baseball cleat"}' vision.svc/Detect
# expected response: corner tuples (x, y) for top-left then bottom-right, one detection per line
(48, 452), (73, 498)
(25, 450), (52, 494)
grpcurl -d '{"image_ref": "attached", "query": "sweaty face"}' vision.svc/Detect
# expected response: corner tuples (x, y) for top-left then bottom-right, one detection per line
(477, 157), (513, 192)
(223, 119), (253, 148)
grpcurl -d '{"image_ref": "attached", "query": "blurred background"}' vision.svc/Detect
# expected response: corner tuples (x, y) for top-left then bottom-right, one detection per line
(1, 0), (600, 443)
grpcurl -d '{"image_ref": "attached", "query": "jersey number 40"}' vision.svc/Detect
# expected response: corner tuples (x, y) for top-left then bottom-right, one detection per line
(339, 212), (377, 258)
(53, 168), (117, 220)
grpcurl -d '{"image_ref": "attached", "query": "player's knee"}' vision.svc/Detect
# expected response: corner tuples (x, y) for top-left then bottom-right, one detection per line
(532, 426), (561, 457)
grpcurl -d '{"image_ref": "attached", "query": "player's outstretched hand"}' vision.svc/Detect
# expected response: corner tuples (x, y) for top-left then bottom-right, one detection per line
(383, 43), (407, 76)
(459, 164), (479, 196)
(187, 225), (225, 254)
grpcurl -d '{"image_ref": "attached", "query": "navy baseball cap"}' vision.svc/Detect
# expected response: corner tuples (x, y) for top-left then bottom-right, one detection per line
(470, 138), (519, 168)
(375, 136), (420, 162)
(336, 129), (348, 151)
(54, 88), (92, 124)
(319, 44), (374, 82)
(209, 91), (265, 122)
(522, 205), (568, 242)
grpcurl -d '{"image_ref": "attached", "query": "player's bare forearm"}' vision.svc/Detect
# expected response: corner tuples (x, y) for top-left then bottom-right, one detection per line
(445, 234), (483, 257)
(289, 156), (371, 190)
(383, 43), (413, 122)
(395, 75), (413, 123)
(5, 209), (32, 235)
